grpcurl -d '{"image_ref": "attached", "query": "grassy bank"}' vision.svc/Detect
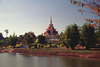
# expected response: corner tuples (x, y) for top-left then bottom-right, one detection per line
(22, 48), (94, 53)
(1, 47), (100, 59)
(12, 48), (100, 59)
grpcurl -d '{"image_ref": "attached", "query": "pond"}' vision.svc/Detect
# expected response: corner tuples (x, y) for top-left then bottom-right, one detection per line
(0, 53), (100, 67)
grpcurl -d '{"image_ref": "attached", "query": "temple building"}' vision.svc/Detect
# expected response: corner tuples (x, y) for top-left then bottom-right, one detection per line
(44, 17), (60, 43)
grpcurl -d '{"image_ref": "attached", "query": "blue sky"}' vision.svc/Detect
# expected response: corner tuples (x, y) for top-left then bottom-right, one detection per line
(0, 0), (100, 37)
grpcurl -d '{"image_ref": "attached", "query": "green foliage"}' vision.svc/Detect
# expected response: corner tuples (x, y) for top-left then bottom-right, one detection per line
(81, 23), (96, 49)
(51, 44), (57, 48)
(38, 35), (46, 44)
(22, 32), (36, 45)
(40, 44), (44, 48)
(60, 32), (69, 48)
(0, 40), (5, 46)
(97, 26), (100, 39)
(64, 23), (80, 49)
(33, 43), (37, 48)
(0, 33), (4, 41)
(60, 44), (64, 47)
(7, 33), (18, 46)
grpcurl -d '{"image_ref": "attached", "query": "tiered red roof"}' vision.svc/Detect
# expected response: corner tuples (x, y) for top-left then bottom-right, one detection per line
(44, 18), (58, 36)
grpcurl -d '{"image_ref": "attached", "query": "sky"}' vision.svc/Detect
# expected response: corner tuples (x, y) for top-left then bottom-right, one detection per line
(0, 0), (100, 37)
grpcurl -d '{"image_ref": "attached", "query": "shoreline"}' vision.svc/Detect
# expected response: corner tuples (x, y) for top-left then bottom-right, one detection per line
(0, 48), (100, 59)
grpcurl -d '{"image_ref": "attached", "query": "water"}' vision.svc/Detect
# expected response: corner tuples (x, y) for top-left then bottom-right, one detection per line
(0, 53), (100, 67)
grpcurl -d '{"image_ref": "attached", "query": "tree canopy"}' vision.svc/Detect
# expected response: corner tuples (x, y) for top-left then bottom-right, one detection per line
(70, 0), (100, 27)
(38, 35), (46, 44)
(81, 23), (96, 49)
(7, 33), (18, 46)
(0, 40), (5, 46)
(22, 32), (36, 45)
(97, 26), (100, 39)
(62, 23), (80, 49)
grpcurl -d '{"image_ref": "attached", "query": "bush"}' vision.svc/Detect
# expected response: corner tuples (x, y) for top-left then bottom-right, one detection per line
(0, 40), (5, 46)
(40, 44), (44, 48)
(60, 44), (64, 47)
(52, 44), (57, 48)
(34, 43), (37, 48)
(47, 44), (50, 48)
(38, 35), (46, 44)
(7, 33), (18, 46)
(97, 38), (100, 45)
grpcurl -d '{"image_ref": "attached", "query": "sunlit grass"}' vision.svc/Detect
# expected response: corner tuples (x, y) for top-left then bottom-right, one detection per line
(20, 48), (94, 53)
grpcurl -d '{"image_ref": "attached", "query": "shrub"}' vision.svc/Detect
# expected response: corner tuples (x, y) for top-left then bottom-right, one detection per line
(52, 44), (57, 48)
(34, 43), (37, 48)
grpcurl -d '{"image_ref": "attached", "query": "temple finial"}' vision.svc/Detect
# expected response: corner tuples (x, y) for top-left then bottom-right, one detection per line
(50, 16), (52, 24)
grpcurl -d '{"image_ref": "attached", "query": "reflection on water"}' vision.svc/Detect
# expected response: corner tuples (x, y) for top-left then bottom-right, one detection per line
(0, 53), (100, 67)
(60, 56), (100, 67)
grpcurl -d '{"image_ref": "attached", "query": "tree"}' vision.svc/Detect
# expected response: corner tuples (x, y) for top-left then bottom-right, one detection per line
(81, 23), (96, 49)
(70, 0), (100, 27)
(59, 32), (69, 48)
(96, 26), (100, 44)
(59, 32), (64, 44)
(0, 33), (4, 41)
(38, 35), (46, 44)
(18, 35), (24, 43)
(7, 33), (18, 46)
(97, 26), (100, 39)
(22, 32), (36, 45)
(0, 40), (5, 46)
(64, 23), (80, 49)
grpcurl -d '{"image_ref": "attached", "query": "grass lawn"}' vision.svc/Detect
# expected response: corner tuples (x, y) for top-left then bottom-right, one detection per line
(22, 47), (95, 53)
